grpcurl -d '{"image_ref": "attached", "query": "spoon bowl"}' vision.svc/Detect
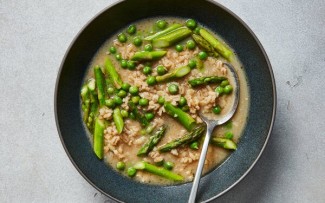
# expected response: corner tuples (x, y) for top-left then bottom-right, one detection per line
(188, 62), (240, 203)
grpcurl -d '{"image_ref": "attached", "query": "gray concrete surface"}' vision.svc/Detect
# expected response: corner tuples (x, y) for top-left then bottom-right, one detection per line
(0, 0), (324, 202)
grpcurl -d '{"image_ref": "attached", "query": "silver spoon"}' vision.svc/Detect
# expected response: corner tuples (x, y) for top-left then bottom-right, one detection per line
(188, 63), (240, 203)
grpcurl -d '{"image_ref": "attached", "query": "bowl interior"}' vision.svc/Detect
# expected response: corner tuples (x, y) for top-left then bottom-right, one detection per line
(55, 0), (275, 202)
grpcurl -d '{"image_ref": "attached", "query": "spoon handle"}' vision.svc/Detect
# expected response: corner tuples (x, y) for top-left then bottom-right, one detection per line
(188, 125), (214, 203)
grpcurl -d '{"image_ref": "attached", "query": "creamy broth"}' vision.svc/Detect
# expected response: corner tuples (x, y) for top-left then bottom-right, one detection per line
(83, 17), (249, 185)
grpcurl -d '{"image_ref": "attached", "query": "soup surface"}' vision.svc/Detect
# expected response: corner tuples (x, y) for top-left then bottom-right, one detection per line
(81, 17), (249, 185)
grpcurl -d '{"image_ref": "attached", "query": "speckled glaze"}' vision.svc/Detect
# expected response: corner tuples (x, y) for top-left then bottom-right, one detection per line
(54, 0), (276, 202)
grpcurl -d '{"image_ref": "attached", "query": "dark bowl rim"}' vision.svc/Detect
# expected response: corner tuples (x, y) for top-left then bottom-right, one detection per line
(54, 0), (277, 202)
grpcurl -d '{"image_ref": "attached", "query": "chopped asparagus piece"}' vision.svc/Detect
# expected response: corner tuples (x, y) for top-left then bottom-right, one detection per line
(192, 34), (219, 57)
(93, 118), (105, 159)
(131, 51), (167, 61)
(211, 137), (237, 150)
(113, 108), (124, 133)
(144, 24), (182, 41)
(105, 58), (123, 88)
(156, 65), (191, 82)
(164, 102), (196, 131)
(188, 76), (227, 87)
(137, 125), (167, 156)
(94, 66), (106, 106)
(152, 27), (192, 48)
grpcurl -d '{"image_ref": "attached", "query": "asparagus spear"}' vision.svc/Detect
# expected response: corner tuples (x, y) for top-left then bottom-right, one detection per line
(199, 28), (233, 60)
(152, 27), (192, 48)
(93, 118), (105, 159)
(134, 161), (184, 181)
(192, 34), (219, 57)
(158, 125), (205, 152)
(144, 24), (182, 41)
(131, 51), (167, 61)
(137, 125), (167, 156)
(128, 102), (149, 127)
(164, 102), (196, 131)
(86, 98), (99, 132)
(81, 84), (91, 122)
(105, 58), (123, 88)
(94, 66), (106, 106)
(113, 108), (124, 133)
(211, 137), (237, 150)
(188, 76), (227, 87)
(156, 65), (191, 82)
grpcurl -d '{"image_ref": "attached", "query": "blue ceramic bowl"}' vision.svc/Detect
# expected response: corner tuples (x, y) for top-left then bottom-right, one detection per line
(55, 0), (276, 202)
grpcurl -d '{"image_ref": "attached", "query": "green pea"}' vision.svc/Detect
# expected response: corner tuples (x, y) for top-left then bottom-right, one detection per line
(186, 40), (196, 50)
(113, 95), (123, 105)
(121, 83), (131, 91)
(224, 85), (233, 94)
(105, 99), (115, 108)
(186, 19), (197, 30)
(188, 59), (197, 69)
(131, 96), (140, 104)
(144, 44), (153, 51)
(158, 96), (165, 105)
(109, 46), (116, 54)
(146, 76), (156, 86)
(181, 105), (189, 112)
(127, 167), (137, 177)
(133, 36), (142, 47)
(212, 105), (221, 114)
(198, 51), (208, 60)
(143, 66), (152, 75)
(156, 65), (167, 75)
(145, 112), (154, 121)
(117, 33), (127, 43)
(129, 86), (139, 95)
(225, 132), (234, 139)
(175, 44), (184, 52)
(127, 60), (136, 70)
(116, 161), (126, 170)
(215, 86), (224, 94)
(220, 80), (229, 87)
(193, 27), (201, 34)
(139, 98), (149, 106)
(163, 161), (174, 170)
(156, 20), (168, 30)
(120, 59), (127, 68)
(117, 90), (127, 98)
(179, 96), (187, 107)
(190, 141), (199, 150)
(115, 53), (122, 61)
(107, 87), (115, 95)
(127, 24), (136, 35)
(121, 109), (129, 118)
(168, 84), (179, 95)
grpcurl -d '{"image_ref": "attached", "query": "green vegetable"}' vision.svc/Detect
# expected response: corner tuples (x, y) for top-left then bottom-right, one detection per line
(192, 34), (219, 57)
(152, 26), (192, 48)
(121, 109), (129, 118)
(120, 59), (127, 68)
(186, 19), (197, 30)
(181, 105), (189, 112)
(199, 28), (233, 60)
(143, 66), (152, 75)
(164, 102), (196, 131)
(198, 51), (208, 60)
(139, 98), (149, 106)
(158, 96), (165, 105)
(107, 87), (115, 95)
(117, 33), (127, 43)
(188, 59), (197, 69)
(224, 85), (233, 94)
(86, 96), (99, 132)
(144, 24), (182, 41)
(188, 76), (226, 87)
(163, 161), (174, 170)
(211, 137), (237, 150)
(115, 53), (122, 61)
(128, 101), (149, 127)
(109, 46), (116, 54)
(195, 56), (204, 69)
(93, 118), (105, 159)
(131, 96), (140, 104)
(189, 141), (199, 150)
(113, 108), (124, 133)
(81, 84), (90, 122)
(156, 20), (168, 30)
(117, 90), (127, 98)
(212, 105), (221, 114)
(105, 99), (115, 108)
(133, 36), (142, 47)
(220, 80), (229, 87)
(116, 161), (126, 170)
(121, 83), (131, 92)
(105, 58), (123, 88)
(145, 112), (155, 121)
(113, 95), (123, 105)
(168, 84), (179, 95)
(127, 167), (137, 177)
(215, 86), (224, 94)
(134, 161), (183, 181)
(127, 60), (136, 70)
(156, 65), (167, 75)
(127, 24), (136, 35)
(178, 96), (187, 107)
(186, 40), (196, 50)
(158, 125), (205, 152)
(144, 44), (153, 51)
(156, 65), (191, 82)
(175, 44), (184, 52)
(131, 51), (167, 61)
(129, 86), (139, 95)
(224, 132), (234, 139)
(193, 27), (201, 34)
(146, 76), (157, 86)
(94, 66), (106, 106)
(137, 125), (166, 156)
